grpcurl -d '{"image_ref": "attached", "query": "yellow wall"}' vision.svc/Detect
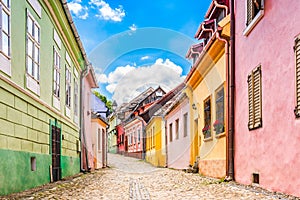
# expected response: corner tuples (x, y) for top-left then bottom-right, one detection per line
(145, 117), (166, 167)
(186, 39), (227, 166)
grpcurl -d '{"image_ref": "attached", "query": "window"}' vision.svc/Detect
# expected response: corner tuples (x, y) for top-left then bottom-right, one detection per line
(138, 129), (141, 142)
(98, 129), (101, 151)
(74, 80), (79, 116)
(65, 68), (71, 107)
(175, 119), (179, 139)
(183, 113), (188, 137)
(26, 11), (40, 81)
(169, 123), (173, 142)
(53, 48), (60, 98)
(248, 65), (262, 130)
(0, 0), (10, 57)
(295, 37), (300, 117)
(203, 97), (211, 138)
(152, 126), (155, 147)
(244, 0), (264, 36)
(215, 85), (225, 135)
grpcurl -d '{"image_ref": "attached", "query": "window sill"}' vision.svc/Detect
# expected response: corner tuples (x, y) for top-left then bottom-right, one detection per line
(26, 74), (40, 96)
(65, 106), (71, 118)
(0, 52), (11, 76)
(243, 10), (264, 36)
(53, 96), (60, 110)
(215, 132), (226, 139)
(204, 137), (213, 142)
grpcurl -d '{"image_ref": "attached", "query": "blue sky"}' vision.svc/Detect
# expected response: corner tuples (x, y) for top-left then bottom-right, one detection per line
(67, 0), (211, 104)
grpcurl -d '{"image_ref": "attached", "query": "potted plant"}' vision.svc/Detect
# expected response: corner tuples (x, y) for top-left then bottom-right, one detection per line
(202, 125), (211, 138)
(213, 120), (224, 134)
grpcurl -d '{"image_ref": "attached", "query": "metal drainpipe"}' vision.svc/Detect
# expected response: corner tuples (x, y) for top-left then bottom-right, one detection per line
(228, 0), (235, 181)
(215, 30), (231, 180)
(80, 65), (90, 172)
(164, 117), (168, 168)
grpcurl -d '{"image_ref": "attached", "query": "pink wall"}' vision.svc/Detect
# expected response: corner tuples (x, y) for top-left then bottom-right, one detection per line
(117, 125), (125, 153)
(166, 98), (190, 169)
(234, 0), (300, 196)
(81, 72), (97, 171)
(125, 119), (144, 154)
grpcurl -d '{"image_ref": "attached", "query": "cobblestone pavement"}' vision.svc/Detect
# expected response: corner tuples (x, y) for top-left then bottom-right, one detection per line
(1, 153), (299, 200)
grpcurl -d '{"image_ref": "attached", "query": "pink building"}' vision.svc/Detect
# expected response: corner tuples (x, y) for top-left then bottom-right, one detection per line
(81, 66), (98, 171)
(165, 93), (190, 169)
(124, 118), (145, 159)
(234, 0), (300, 196)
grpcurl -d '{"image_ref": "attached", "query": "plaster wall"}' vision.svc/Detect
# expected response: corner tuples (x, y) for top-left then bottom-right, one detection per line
(234, 0), (300, 196)
(166, 98), (190, 169)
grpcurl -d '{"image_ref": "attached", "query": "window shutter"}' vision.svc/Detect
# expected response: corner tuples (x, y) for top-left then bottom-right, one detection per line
(248, 66), (262, 130)
(253, 66), (262, 128)
(248, 73), (254, 129)
(246, 0), (253, 25)
(294, 38), (300, 117)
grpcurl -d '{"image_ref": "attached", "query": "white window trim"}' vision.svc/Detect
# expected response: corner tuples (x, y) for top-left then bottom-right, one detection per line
(53, 29), (61, 49)
(65, 106), (71, 118)
(66, 51), (71, 66)
(0, 53), (11, 76)
(243, 0), (264, 36)
(26, 10), (40, 82)
(243, 10), (264, 36)
(26, 74), (40, 96)
(26, 0), (41, 18)
(53, 47), (61, 99)
(53, 95), (60, 110)
(65, 67), (72, 108)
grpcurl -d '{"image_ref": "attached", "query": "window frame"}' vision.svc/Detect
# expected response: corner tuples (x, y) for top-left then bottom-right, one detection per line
(215, 84), (225, 135)
(248, 65), (262, 130)
(0, 0), (10, 58)
(243, 0), (264, 36)
(53, 47), (61, 99)
(26, 10), (40, 81)
(175, 118), (179, 140)
(98, 128), (101, 151)
(169, 123), (173, 142)
(65, 66), (71, 108)
(183, 113), (188, 137)
(203, 96), (212, 139)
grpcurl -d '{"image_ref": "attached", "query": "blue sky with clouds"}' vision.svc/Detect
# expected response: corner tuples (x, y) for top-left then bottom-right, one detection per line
(67, 0), (211, 104)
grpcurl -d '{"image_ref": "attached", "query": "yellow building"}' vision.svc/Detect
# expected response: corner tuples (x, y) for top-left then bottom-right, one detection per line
(145, 116), (166, 167)
(185, 6), (230, 178)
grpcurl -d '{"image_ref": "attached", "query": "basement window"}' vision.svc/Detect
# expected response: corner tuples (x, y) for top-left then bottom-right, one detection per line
(31, 157), (36, 171)
(252, 173), (259, 184)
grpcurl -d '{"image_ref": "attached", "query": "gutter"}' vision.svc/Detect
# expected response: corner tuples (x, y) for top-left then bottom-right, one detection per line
(215, 29), (231, 180)
(227, 0), (235, 181)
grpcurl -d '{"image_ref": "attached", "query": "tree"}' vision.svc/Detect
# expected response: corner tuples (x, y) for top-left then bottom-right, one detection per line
(92, 91), (113, 111)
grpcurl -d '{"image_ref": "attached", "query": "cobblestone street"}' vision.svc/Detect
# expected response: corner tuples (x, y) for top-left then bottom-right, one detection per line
(1, 153), (298, 200)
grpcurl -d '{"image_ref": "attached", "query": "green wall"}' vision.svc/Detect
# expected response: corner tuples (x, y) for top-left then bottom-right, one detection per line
(0, 149), (51, 195)
(0, 0), (84, 195)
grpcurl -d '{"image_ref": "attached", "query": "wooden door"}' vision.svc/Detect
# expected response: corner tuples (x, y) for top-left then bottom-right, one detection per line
(51, 125), (61, 182)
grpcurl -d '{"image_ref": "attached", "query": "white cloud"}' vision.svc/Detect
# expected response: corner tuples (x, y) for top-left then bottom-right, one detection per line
(90, 0), (125, 22)
(141, 56), (149, 60)
(99, 59), (184, 104)
(96, 65), (135, 85)
(106, 83), (117, 93)
(129, 24), (137, 31)
(68, 0), (89, 20)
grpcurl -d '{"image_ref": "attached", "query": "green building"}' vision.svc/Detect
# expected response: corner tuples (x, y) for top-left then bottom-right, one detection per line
(0, 0), (88, 195)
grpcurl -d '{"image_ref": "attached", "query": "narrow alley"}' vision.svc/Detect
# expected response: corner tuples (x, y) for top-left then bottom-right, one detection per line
(1, 154), (295, 200)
